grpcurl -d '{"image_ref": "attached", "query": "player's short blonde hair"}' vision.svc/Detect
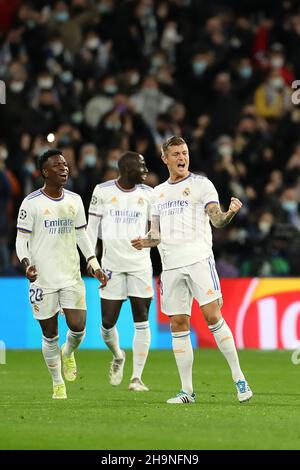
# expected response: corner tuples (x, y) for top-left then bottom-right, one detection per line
(161, 136), (187, 155)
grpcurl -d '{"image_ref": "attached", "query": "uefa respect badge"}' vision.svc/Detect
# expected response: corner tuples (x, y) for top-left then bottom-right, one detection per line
(0, 80), (5, 104)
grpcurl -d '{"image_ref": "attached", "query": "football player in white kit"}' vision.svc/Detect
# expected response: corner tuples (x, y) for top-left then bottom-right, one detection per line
(132, 136), (253, 404)
(87, 152), (153, 392)
(16, 149), (108, 399)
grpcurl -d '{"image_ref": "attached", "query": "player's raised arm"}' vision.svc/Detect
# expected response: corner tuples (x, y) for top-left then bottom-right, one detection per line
(206, 197), (242, 228)
(131, 215), (161, 249)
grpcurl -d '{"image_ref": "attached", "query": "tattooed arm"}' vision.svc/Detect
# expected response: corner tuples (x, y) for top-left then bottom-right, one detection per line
(206, 197), (242, 228)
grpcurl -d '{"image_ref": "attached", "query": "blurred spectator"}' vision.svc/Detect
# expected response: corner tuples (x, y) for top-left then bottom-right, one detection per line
(130, 75), (174, 130)
(2, 0), (300, 277)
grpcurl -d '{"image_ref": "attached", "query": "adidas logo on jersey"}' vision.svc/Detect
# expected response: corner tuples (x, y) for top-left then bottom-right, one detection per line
(111, 197), (118, 203)
(138, 198), (144, 205)
(44, 209), (51, 215)
(206, 289), (215, 296)
(159, 193), (165, 198)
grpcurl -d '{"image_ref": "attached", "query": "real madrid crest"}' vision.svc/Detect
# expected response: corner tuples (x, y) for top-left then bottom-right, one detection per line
(183, 187), (190, 196)
(138, 197), (144, 205)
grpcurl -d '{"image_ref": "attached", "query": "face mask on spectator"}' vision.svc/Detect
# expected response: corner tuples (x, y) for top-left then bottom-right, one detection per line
(59, 133), (72, 145)
(85, 38), (100, 50)
(152, 57), (164, 68)
(26, 20), (36, 29)
(36, 146), (49, 156)
(107, 159), (119, 169)
(282, 200), (298, 212)
(10, 81), (25, 93)
(24, 162), (35, 173)
(143, 87), (158, 96)
(130, 73), (140, 85)
(50, 42), (64, 56)
(258, 221), (272, 234)
(61, 71), (73, 84)
(38, 78), (54, 90)
(270, 57), (284, 68)
(71, 111), (83, 124)
(239, 66), (252, 79)
(192, 61), (207, 76)
(269, 77), (284, 90)
(103, 84), (118, 95)
(84, 154), (97, 167)
(97, 2), (113, 14)
(105, 121), (121, 130)
(218, 144), (232, 156)
(55, 11), (69, 22)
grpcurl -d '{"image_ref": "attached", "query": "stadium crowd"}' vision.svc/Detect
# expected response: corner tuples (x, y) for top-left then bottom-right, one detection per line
(1, 0), (300, 277)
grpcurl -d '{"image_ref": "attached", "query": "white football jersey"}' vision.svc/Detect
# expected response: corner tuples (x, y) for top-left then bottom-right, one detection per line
(17, 188), (87, 289)
(88, 180), (153, 272)
(152, 172), (219, 270)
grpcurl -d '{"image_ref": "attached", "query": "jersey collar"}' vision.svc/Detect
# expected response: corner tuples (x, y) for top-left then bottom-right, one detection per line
(114, 180), (137, 192)
(41, 188), (65, 201)
(167, 172), (192, 185)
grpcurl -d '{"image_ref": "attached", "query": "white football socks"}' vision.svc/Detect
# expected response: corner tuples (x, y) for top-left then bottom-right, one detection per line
(42, 335), (64, 385)
(64, 329), (86, 357)
(209, 318), (245, 382)
(101, 325), (123, 359)
(171, 331), (194, 395)
(132, 321), (151, 379)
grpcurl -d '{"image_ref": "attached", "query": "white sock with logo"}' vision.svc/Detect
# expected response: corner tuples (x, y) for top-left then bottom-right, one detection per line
(42, 335), (64, 385)
(208, 318), (245, 382)
(171, 331), (194, 395)
(132, 321), (151, 379)
(101, 325), (123, 359)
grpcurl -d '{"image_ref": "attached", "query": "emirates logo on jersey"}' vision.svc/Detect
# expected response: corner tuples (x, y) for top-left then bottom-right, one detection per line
(138, 197), (144, 205)
(183, 188), (190, 196)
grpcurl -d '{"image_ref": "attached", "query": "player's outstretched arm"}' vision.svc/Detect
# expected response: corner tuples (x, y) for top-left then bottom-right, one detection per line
(131, 216), (161, 250)
(206, 197), (242, 228)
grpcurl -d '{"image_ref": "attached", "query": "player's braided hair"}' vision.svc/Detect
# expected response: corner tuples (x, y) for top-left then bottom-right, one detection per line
(161, 136), (187, 155)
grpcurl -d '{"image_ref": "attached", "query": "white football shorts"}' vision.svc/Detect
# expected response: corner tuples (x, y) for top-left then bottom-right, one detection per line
(29, 279), (86, 320)
(160, 256), (222, 316)
(100, 267), (153, 300)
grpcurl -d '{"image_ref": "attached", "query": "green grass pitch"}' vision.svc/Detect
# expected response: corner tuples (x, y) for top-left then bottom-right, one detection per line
(1, 349), (300, 450)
